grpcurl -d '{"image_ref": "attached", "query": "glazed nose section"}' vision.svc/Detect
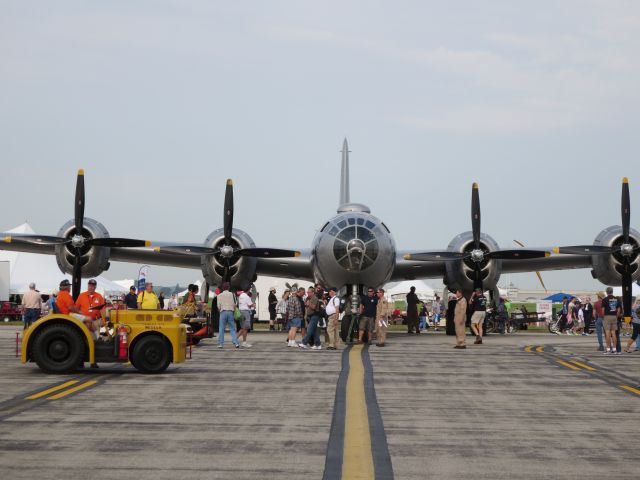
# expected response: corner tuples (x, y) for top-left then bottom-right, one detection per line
(347, 238), (366, 270)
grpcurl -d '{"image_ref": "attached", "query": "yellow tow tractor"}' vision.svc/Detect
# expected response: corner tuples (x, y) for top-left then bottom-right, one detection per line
(21, 307), (188, 374)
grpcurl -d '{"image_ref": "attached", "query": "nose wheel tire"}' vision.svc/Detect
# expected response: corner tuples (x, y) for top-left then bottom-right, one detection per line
(32, 323), (85, 374)
(131, 336), (171, 374)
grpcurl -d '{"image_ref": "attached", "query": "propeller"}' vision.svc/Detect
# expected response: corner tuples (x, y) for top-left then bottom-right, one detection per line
(2, 170), (151, 300)
(553, 177), (638, 323)
(154, 179), (300, 283)
(404, 183), (550, 291)
(513, 239), (548, 292)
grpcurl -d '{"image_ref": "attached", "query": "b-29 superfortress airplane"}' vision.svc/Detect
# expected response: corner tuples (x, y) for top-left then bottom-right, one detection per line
(2, 139), (638, 321)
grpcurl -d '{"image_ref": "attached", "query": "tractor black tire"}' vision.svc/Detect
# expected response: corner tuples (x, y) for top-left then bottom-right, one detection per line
(32, 323), (85, 374)
(131, 335), (171, 374)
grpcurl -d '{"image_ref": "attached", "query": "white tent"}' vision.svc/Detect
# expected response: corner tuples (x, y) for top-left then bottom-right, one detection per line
(0, 223), (128, 296)
(176, 280), (216, 299)
(613, 283), (640, 297)
(252, 276), (315, 320)
(385, 280), (435, 299)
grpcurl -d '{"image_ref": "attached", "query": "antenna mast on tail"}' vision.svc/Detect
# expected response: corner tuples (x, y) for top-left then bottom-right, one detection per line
(339, 138), (350, 207)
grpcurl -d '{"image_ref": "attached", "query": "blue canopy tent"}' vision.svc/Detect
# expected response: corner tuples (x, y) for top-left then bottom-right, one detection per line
(542, 292), (575, 303)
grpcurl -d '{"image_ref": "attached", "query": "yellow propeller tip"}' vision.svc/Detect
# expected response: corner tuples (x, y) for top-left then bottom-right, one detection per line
(472, 182), (478, 189)
(78, 169), (85, 176)
(552, 247), (560, 254)
(403, 254), (412, 260)
(153, 247), (161, 252)
(545, 252), (551, 257)
(3, 236), (11, 243)
(294, 251), (301, 257)
(144, 240), (152, 247)
(226, 178), (233, 186)
(623, 177), (629, 184)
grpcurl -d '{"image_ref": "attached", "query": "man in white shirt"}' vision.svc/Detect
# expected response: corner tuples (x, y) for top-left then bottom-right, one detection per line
(21, 282), (42, 329)
(237, 290), (255, 348)
(217, 283), (240, 349)
(325, 288), (341, 350)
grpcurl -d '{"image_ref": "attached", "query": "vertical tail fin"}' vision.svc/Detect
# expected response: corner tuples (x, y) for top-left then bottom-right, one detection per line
(339, 138), (350, 207)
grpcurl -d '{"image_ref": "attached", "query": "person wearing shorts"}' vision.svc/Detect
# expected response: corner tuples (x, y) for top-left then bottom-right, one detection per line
(286, 288), (305, 347)
(358, 287), (378, 344)
(602, 287), (621, 354)
(236, 290), (255, 348)
(469, 288), (487, 345)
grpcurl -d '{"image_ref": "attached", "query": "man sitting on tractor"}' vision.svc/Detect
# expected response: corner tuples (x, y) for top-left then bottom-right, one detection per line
(74, 279), (106, 339)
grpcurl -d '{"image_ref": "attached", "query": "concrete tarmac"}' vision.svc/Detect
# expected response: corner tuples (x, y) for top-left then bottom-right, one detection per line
(0, 328), (638, 479)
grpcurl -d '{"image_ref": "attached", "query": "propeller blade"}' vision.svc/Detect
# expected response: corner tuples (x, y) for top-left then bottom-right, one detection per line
(223, 259), (231, 283)
(487, 250), (550, 260)
(224, 179), (234, 242)
(153, 245), (219, 255)
(2, 234), (68, 245)
(622, 268), (633, 324)
(513, 239), (548, 291)
(622, 177), (630, 244)
(403, 252), (466, 261)
(535, 271), (548, 292)
(473, 265), (483, 291)
(75, 169), (85, 234)
(90, 238), (152, 248)
(471, 182), (481, 249)
(551, 245), (613, 255)
(237, 248), (301, 258)
(72, 252), (82, 301)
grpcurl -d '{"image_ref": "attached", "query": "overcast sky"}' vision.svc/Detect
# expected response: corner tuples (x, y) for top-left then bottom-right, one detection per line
(1, 0), (639, 290)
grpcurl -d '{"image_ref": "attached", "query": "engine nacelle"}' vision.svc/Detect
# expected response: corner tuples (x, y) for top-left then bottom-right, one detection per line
(443, 231), (502, 292)
(590, 226), (640, 285)
(54, 217), (111, 277)
(200, 228), (257, 290)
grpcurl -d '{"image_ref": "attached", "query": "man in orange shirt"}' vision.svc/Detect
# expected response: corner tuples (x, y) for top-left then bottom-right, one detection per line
(55, 279), (77, 315)
(75, 279), (105, 338)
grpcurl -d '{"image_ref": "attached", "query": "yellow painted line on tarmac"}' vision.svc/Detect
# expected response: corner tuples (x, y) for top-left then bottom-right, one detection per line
(46, 380), (98, 400)
(569, 360), (596, 372)
(557, 360), (582, 371)
(535, 346), (545, 353)
(25, 380), (79, 400)
(343, 344), (374, 480)
(620, 385), (640, 396)
(524, 345), (533, 353)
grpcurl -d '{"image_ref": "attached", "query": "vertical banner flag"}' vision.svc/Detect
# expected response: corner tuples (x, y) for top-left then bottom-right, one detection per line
(137, 266), (149, 292)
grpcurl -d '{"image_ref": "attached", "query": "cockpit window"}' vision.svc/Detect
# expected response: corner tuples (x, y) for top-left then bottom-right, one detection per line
(332, 222), (379, 271)
(328, 225), (339, 237)
(337, 220), (347, 229)
(365, 220), (375, 229)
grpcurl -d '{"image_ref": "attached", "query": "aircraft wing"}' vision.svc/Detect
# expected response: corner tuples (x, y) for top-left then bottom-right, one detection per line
(0, 239), (314, 280)
(255, 249), (314, 281)
(391, 252), (446, 281)
(113, 246), (315, 280)
(392, 250), (592, 282)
